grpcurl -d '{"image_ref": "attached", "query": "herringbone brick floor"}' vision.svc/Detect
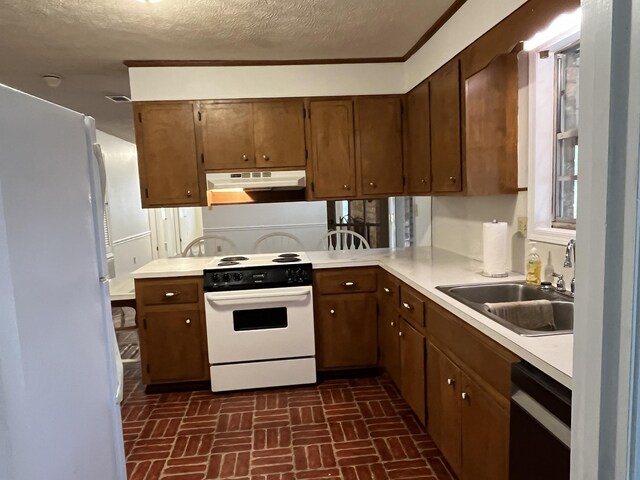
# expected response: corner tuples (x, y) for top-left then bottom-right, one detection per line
(121, 365), (455, 480)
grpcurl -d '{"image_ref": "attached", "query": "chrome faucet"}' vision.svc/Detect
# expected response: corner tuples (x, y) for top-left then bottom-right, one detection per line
(564, 239), (576, 294)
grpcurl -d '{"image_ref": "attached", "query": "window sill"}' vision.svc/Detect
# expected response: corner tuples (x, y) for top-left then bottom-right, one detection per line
(529, 227), (576, 246)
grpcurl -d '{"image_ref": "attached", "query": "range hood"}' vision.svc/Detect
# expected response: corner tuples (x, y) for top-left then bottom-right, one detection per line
(206, 170), (306, 192)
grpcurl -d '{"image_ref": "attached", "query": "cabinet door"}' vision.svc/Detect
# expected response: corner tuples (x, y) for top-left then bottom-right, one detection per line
(379, 309), (401, 387)
(461, 373), (510, 480)
(308, 100), (357, 199)
(134, 102), (203, 207)
(316, 294), (377, 369)
(399, 319), (425, 425)
(357, 97), (404, 196)
(141, 309), (207, 384)
(405, 82), (431, 194)
(426, 341), (462, 476)
(253, 100), (306, 168)
(430, 59), (463, 193)
(200, 103), (255, 170)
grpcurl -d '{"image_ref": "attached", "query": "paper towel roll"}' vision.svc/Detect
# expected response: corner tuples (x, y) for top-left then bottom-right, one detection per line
(482, 221), (508, 277)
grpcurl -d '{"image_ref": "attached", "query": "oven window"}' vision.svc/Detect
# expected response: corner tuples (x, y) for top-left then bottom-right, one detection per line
(233, 307), (288, 331)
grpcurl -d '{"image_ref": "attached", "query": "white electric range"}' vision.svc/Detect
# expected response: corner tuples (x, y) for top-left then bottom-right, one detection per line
(203, 252), (316, 392)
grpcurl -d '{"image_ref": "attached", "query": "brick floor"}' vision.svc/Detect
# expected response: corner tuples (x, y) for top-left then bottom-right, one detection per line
(121, 365), (455, 480)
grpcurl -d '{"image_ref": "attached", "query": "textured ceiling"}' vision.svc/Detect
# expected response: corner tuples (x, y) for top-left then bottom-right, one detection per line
(0, 0), (455, 142)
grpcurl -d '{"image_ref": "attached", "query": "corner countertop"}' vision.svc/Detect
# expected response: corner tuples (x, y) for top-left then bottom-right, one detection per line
(131, 247), (573, 388)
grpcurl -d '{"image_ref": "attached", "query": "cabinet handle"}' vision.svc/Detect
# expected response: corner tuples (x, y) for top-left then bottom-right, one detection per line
(343, 184), (351, 191)
(330, 309), (336, 315)
(164, 291), (180, 298)
(342, 281), (357, 287)
(447, 378), (455, 386)
(449, 176), (456, 183)
(185, 319), (191, 325)
(369, 182), (376, 188)
(402, 302), (414, 311)
(186, 190), (192, 197)
(461, 392), (469, 400)
(398, 331), (403, 337)
(383, 287), (391, 294)
(262, 154), (270, 161)
(242, 154), (249, 161)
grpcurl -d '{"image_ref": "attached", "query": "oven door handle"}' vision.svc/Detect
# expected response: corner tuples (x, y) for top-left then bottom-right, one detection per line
(205, 286), (311, 305)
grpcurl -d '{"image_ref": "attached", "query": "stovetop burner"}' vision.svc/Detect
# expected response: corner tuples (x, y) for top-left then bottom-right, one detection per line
(218, 261), (240, 266)
(277, 253), (300, 258)
(221, 256), (249, 262)
(272, 257), (302, 263)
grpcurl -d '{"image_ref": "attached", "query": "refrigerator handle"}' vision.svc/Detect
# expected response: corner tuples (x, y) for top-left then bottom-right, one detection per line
(93, 143), (107, 201)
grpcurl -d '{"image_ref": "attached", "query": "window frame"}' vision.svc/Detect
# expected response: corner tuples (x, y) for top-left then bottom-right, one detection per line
(527, 28), (580, 245)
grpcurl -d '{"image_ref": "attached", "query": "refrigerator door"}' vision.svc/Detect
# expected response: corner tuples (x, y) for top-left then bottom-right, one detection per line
(0, 85), (126, 479)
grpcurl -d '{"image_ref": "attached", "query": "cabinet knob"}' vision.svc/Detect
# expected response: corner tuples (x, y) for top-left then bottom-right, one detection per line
(330, 309), (336, 315)
(186, 190), (192, 197)
(421, 178), (428, 185)
(398, 331), (403, 337)
(383, 287), (391, 294)
(242, 154), (249, 161)
(390, 321), (395, 327)
(449, 176), (456, 183)
(185, 319), (191, 325)
(447, 378), (455, 386)
(402, 302), (414, 311)
(461, 392), (469, 400)
(262, 154), (270, 161)
(343, 184), (351, 191)
(369, 182), (376, 188)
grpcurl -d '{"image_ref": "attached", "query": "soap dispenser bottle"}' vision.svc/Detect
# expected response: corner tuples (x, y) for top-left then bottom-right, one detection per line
(526, 242), (542, 285)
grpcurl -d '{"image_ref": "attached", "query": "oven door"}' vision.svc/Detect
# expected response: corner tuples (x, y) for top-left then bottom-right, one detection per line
(204, 286), (315, 364)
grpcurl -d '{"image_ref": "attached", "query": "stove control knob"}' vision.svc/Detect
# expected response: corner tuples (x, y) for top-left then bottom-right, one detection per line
(285, 269), (294, 280)
(222, 273), (231, 283)
(233, 273), (243, 282)
(211, 273), (221, 283)
(295, 268), (308, 282)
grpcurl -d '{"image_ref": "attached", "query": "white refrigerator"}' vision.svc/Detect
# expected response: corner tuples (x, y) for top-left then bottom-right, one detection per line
(0, 84), (126, 479)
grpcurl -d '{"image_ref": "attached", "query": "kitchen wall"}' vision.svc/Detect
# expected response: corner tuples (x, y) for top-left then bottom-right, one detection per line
(431, 192), (574, 279)
(97, 130), (153, 276)
(201, 201), (328, 253)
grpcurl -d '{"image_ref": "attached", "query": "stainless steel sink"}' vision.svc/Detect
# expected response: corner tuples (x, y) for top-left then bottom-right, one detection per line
(436, 282), (573, 337)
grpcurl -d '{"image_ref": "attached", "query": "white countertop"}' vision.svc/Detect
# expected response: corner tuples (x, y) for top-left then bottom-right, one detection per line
(108, 276), (136, 301)
(131, 247), (573, 388)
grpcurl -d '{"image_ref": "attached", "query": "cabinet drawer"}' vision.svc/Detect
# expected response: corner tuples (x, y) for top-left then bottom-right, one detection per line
(136, 278), (201, 306)
(399, 285), (426, 328)
(427, 302), (519, 400)
(314, 268), (377, 295)
(378, 271), (400, 309)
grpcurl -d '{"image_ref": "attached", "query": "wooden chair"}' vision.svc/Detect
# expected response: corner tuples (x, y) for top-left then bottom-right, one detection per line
(181, 235), (237, 257)
(253, 232), (304, 253)
(319, 230), (370, 251)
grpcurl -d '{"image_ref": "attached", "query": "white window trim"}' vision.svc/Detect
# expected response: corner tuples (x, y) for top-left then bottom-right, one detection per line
(527, 28), (580, 246)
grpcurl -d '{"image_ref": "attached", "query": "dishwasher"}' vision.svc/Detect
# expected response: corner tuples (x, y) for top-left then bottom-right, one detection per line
(509, 361), (572, 480)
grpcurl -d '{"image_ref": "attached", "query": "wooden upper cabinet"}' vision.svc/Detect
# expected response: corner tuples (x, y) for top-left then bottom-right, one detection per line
(430, 59), (463, 193)
(405, 81), (431, 194)
(308, 100), (357, 199)
(253, 100), (306, 168)
(199, 103), (255, 170)
(357, 97), (404, 196)
(464, 51), (519, 196)
(134, 102), (204, 208)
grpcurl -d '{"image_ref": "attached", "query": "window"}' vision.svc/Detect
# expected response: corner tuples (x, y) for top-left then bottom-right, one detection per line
(553, 42), (580, 228)
(526, 9), (581, 245)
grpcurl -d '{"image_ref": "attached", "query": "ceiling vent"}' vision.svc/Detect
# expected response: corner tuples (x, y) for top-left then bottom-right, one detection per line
(105, 95), (131, 103)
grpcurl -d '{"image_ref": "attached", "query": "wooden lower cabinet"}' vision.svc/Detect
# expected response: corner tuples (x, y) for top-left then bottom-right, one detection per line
(378, 308), (401, 386)
(135, 277), (209, 385)
(315, 293), (378, 369)
(399, 319), (426, 425)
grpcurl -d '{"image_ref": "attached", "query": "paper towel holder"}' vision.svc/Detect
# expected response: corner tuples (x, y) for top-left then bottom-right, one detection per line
(481, 219), (509, 278)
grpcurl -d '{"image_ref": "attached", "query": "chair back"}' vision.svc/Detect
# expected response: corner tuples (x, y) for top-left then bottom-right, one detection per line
(319, 230), (370, 251)
(181, 235), (237, 257)
(253, 232), (304, 254)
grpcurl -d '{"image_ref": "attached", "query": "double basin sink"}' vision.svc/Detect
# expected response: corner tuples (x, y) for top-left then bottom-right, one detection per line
(437, 282), (574, 337)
